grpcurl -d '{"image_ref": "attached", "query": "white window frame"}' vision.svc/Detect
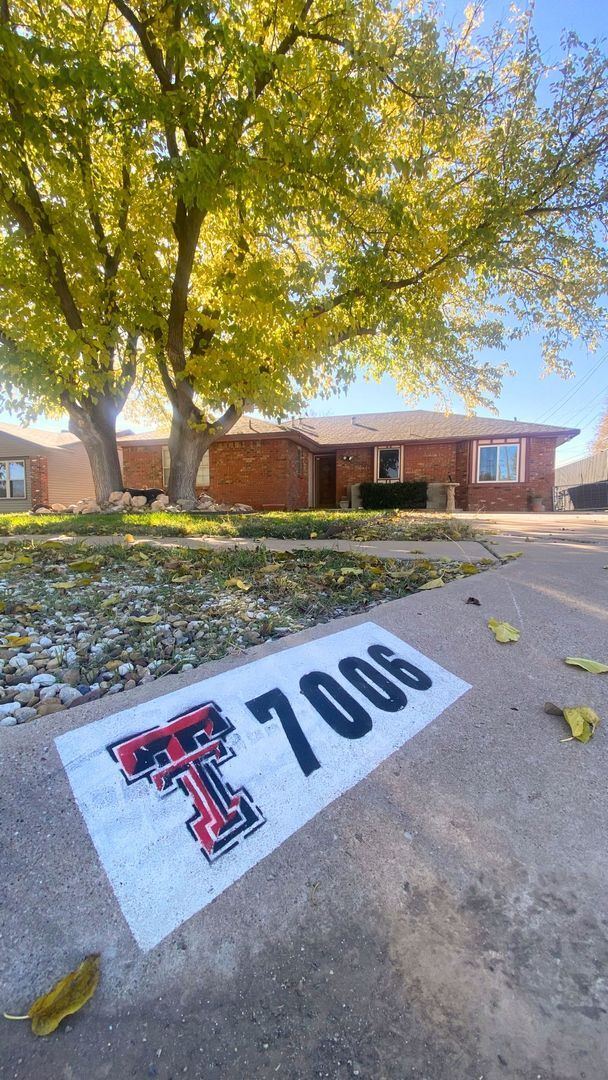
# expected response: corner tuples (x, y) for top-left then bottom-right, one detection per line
(375, 445), (402, 483)
(161, 446), (210, 488)
(0, 459), (27, 500)
(475, 440), (521, 484)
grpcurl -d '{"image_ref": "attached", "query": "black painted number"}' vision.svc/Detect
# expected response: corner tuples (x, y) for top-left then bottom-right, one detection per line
(244, 687), (321, 777)
(245, 644), (432, 776)
(300, 671), (372, 738)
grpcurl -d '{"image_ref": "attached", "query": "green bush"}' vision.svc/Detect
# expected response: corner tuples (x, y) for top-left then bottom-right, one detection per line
(359, 481), (427, 510)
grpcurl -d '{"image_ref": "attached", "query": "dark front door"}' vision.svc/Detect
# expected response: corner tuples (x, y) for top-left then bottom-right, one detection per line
(315, 454), (336, 508)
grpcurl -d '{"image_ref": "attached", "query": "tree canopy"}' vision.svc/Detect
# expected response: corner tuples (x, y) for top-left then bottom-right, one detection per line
(1, 0), (607, 499)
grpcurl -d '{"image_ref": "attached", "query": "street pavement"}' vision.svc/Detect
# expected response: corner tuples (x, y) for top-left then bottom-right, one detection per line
(1, 518), (607, 1080)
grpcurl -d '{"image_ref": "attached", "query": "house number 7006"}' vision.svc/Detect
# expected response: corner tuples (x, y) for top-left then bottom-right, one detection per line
(244, 644), (433, 776)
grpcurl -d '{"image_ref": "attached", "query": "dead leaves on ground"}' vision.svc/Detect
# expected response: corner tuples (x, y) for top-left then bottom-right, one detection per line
(544, 702), (601, 744)
(564, 657), (608, 675)
(4, 954), (100, 1036)
(488, 618), (520, 643)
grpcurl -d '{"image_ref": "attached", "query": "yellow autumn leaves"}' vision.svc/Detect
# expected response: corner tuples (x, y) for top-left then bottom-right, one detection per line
(4, 955), (100, 1037)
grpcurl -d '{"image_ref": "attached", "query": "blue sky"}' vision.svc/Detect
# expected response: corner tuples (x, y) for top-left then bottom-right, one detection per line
(3, 0), (606, 466)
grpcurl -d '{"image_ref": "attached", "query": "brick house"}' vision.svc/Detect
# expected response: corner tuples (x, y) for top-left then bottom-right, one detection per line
(119, 411), (578, 512)
(0, 422), (96, 511)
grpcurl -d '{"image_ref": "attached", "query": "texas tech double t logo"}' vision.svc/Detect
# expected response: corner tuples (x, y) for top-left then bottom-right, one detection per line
(108, 702), (265, 861)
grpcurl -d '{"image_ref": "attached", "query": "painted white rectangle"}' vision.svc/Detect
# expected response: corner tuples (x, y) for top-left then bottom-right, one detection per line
(56, 622), (470, 950)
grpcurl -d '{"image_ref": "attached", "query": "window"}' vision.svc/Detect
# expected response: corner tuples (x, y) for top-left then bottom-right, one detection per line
(377, 447), (401, 481)
(0, 460), (26, 499)
(162, 447), (210, 487)
(477, 443), (519, 483)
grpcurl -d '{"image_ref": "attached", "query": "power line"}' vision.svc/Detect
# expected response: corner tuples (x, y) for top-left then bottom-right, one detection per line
(537, 350), (608, 424)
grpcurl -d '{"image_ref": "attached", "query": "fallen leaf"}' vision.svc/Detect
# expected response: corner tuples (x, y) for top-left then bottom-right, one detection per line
(369, 581), (384, 591)
(131, 613), (162, 624)
(418, 578), (444, 590)
(564, 657), (608, 675)
(53, 579), (91, 590)
(502, 551), (523, 561)
(100, 594), (120, 609)
(368, 566), (384, 575)
(68, 560), (99, 573)
(466, 597), (481, 606)
(562, 706), (601, 744)
(41, 540), (69, 549)
(225, 577), (251, 591)
(4, 954), (100, 1036)
(385, 568), (415, 579)
(171, 575), (192, 583)
(339, 567), (364, 576)
(3, 635), (32, 647)
(262, 563), (284, 573)
(309, 532), (318, 539)
(123, 534), (136, 544)
(488, 618), (520, 643)
(459, 563), (479, 575)
(13, 555), (33, 566)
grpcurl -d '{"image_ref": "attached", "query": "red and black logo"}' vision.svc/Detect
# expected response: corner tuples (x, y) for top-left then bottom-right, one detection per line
(107, 702), (265, 861)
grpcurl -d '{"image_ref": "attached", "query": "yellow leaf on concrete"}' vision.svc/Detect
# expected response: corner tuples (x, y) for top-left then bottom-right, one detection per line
(562, 706), (601, 743)
(488, 618), (520, 643)
(225, 577), (251, 591)
(131, 613), (162, 624)
(459, 563), (479, 575)
(4, 954), (100, 1036)
(564, 657), (608, 675)
(418, 578), (444, 590)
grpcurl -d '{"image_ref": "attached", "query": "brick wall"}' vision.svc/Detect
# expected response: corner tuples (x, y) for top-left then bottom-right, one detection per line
(30, 455), (49, 506)
(402, 441), (457, 482)
(208, 438), (309, 509)
(454, 441), (469, 509)
(122, 445), (164, 490)
(335, 447), (374, 503)
(464, 437), (558, 511)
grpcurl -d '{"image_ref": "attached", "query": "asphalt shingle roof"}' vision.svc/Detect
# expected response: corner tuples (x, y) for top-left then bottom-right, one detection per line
(279, 410), (578, 446)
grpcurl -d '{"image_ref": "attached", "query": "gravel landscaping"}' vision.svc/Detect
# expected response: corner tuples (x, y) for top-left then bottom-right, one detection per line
(0, 539), (492, 724)
(0, 508), (479, 541)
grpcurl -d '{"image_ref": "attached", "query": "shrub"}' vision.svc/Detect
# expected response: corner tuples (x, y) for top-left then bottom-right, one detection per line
(359, 481), (427, 510)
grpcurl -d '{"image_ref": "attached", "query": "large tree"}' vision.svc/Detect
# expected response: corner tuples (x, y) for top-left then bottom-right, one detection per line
(1, 1), (607, 501)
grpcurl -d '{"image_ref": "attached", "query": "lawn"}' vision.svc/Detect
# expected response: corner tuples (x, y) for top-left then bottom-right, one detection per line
(0, 508), (479, 541)
(0, 538), (490, 723)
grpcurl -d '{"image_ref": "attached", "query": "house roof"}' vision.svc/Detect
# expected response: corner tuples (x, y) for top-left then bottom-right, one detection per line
(0, 421), (80, 451)
(119, 409), (578, 449)
(117, 415), (282, 446)
(278, 410), (579, 446)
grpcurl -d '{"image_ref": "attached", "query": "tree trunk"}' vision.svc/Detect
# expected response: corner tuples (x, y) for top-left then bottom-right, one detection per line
(67, 399), (124, 504)
(167, 411), (209, 503)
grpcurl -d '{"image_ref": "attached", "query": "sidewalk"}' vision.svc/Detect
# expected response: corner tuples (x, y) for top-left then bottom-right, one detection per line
(0, 532), (498, 562)
(1, 532), (607, 1079)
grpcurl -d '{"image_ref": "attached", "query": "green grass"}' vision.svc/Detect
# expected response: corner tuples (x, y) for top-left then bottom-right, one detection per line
(0, 508), (479, 541)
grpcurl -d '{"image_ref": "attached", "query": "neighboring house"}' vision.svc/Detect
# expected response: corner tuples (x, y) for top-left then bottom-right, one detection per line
(0, 422), (96, 511)
(554, 449), (608, 510)
(119, 411), (579, 512)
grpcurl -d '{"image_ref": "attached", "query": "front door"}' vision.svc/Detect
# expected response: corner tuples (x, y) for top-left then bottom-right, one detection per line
(315, 454), (336, 508)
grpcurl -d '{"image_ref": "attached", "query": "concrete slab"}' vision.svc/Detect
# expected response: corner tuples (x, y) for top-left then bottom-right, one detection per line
(0, 533), (497, 562)
(1, 537), (607, 1080)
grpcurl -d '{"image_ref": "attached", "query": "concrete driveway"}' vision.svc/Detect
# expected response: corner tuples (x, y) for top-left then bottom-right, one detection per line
(1, 520), (607, 1080)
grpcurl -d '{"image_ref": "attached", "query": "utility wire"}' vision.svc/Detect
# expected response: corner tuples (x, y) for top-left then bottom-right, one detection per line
(537, 349), (608, 423)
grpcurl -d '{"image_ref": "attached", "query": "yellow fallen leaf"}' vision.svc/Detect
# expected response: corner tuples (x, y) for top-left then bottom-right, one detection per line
(336, 575), (346, 584)
(53, 579), (90, 590)
(309, 532), (318, 539)
(368, 566), (384, 575)
(385, 568), (415, 579)
(564, 657), (608, 675)
(225, 577), (251, 591)
(131, 613), (162, 624)
(459, 563), (479, 575)
(418, 578), (444, 590)
(370, 581), (384, 591)
(3, 635), (32, 647)
(488, 618), (520, 643)
(562, 706), (601, 744)
(262, 563), (284, 573)
(171, 575), (192, 583)
(13, 556), (33, 566)
(68, 559), (99, 573)
(339, 567), (364, 576)
(124, 534), (136, 544)
(100, 594), (120, 609)
(4, 954), (100, 1036)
